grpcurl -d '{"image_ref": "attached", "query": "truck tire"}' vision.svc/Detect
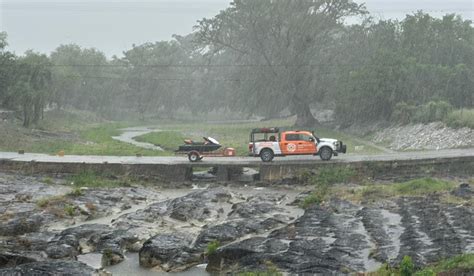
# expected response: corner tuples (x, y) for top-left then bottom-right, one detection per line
(319, 147), (333, 161)
(260, 149), (274, 162)
(188, 151), (201, 162)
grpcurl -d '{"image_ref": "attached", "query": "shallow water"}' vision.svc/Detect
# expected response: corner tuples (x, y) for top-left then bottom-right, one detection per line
(105, 253), (210, 276)
(112, 127), (163, 151)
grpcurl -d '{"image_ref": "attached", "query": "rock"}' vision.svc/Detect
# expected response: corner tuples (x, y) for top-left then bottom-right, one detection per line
(101, 249), (124, 267)
(0, 251), (45, 268)
(0, 260), (97, 275)
(0, 213), (44, 236)
(139, 233), (198, 271)
(451, 183), (473, 199)
(195, 218), (286, 251)
(46, 244), (78, 259)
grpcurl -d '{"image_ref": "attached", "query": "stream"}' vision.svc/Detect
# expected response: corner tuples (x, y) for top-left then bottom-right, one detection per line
(111, 127), (164, 151)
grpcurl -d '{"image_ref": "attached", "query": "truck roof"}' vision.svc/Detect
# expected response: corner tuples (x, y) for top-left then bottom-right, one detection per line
(251, 127), (280, 134)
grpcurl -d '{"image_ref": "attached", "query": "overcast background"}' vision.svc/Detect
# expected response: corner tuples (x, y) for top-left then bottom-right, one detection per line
(1, 0), (473, 57)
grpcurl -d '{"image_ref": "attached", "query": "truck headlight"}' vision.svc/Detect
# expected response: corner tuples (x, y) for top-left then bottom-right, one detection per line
(333, 141), (338, 147)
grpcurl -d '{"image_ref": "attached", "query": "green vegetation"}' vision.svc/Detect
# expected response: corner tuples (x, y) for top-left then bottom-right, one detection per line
(238, 260), (282, 276)
(68, 171), (132, 188)
(28, 123), (165, 156)
(206, 240), (220, 256)
(400, 256), (415, 276)
(300, 167), (355, 208)
(392, 101), (453, 125)
(332, 178), (464, 204)
(36, 195), (67, 208)
(1, 6), (473, 132)
(42, 177), (54, 185)
(361, 178), (456, 202)
(445, 109), (474, 129)
(372, 254), (474, 276)
(393, 178), (454, 195)
(67, 187), (84, 197)
(134, 131), (185, 151)
(392, 101), (473, 128)
(148, 119), (381, 156)
(416, 254), (474, 275)
(64, 204), (76, 217)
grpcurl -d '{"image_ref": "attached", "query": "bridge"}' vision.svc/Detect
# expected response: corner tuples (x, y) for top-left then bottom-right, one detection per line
(0, 149), (473, 182)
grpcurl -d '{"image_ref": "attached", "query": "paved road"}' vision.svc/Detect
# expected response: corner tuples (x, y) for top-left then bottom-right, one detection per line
(1, 148), (473, 166)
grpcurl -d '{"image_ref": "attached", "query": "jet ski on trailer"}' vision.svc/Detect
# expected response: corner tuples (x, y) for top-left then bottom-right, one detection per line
(175, 137), (236, 162)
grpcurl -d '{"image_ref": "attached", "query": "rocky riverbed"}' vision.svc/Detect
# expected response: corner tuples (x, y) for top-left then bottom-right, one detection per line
(0, 173), (473, 275)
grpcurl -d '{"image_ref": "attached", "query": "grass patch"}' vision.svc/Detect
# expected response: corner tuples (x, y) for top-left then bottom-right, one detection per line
(238, 260), (282, 276)
(333, 178), (459, 204)
(68, 171), (132, 188)
(393, 178), (455, 195)
(299, 167), (355, 208)
(371, 254), (474, 276)
(42, 177), (54, 185)
(36, 195), (68, 208)
(416, 254), (474, 275)
(134, 131), (185, 151)
(0, 109), (382, 156)
(31, 123), (165, 156)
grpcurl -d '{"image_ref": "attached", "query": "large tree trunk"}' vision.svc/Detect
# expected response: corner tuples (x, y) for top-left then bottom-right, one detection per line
(292, 95), (319, 127)
(23, 103), (32, 127)
(32, 98), (43, 125)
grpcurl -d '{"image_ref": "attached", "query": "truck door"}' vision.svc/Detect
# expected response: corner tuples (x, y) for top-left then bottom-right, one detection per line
(281, 133), (317, 155)
(299, 133), (317, 154)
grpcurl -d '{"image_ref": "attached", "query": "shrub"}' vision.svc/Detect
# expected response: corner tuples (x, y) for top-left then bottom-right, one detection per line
(392, 102), (418, 124)
(67, 187), (84, 197)
(414, 101), (453, 123)
(400, 255), (414, 276)
(445, 109), (474, 129)
(64, 205), (76, 217)
(392, 101), (456, 125)
(206, 240), (220, 256)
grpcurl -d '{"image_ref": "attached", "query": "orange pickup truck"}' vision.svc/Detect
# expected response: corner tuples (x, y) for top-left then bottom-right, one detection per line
(248, 127), (346, 162)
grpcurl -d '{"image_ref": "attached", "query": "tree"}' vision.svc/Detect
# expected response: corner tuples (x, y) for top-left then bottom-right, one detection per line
(122, 41), (190, 120)
(195, 0), (366, 126)
(10, 51), (52, 126)
(0, 32), (17, 108)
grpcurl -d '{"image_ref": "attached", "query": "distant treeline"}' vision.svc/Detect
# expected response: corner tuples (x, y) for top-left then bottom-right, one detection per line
(0, 0), (472, 127)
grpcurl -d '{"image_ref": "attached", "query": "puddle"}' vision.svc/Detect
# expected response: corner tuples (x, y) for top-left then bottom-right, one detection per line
(105, 253), (209, 276)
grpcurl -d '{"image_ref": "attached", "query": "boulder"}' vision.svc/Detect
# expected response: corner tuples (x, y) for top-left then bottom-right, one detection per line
(139, 233), (199, 271)
(0, 260), (96, 275)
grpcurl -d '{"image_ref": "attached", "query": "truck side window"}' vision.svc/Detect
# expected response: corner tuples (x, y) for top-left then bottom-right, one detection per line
(301, 134), (314, 141)
(285, 134), (299, 141)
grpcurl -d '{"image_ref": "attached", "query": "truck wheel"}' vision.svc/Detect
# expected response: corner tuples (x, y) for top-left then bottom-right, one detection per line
(188, 151), (201, 162)
(319, 147), (333, 161)
(260, 149), (274, 162)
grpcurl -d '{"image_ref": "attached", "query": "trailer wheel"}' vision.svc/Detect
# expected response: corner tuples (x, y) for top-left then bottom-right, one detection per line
(319, 147), (333, 161)
(188, 151), (201, 162)
(260, 149), (274, 162)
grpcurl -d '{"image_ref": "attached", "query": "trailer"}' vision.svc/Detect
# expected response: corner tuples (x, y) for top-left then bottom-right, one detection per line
(175, 137), (236, 162)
